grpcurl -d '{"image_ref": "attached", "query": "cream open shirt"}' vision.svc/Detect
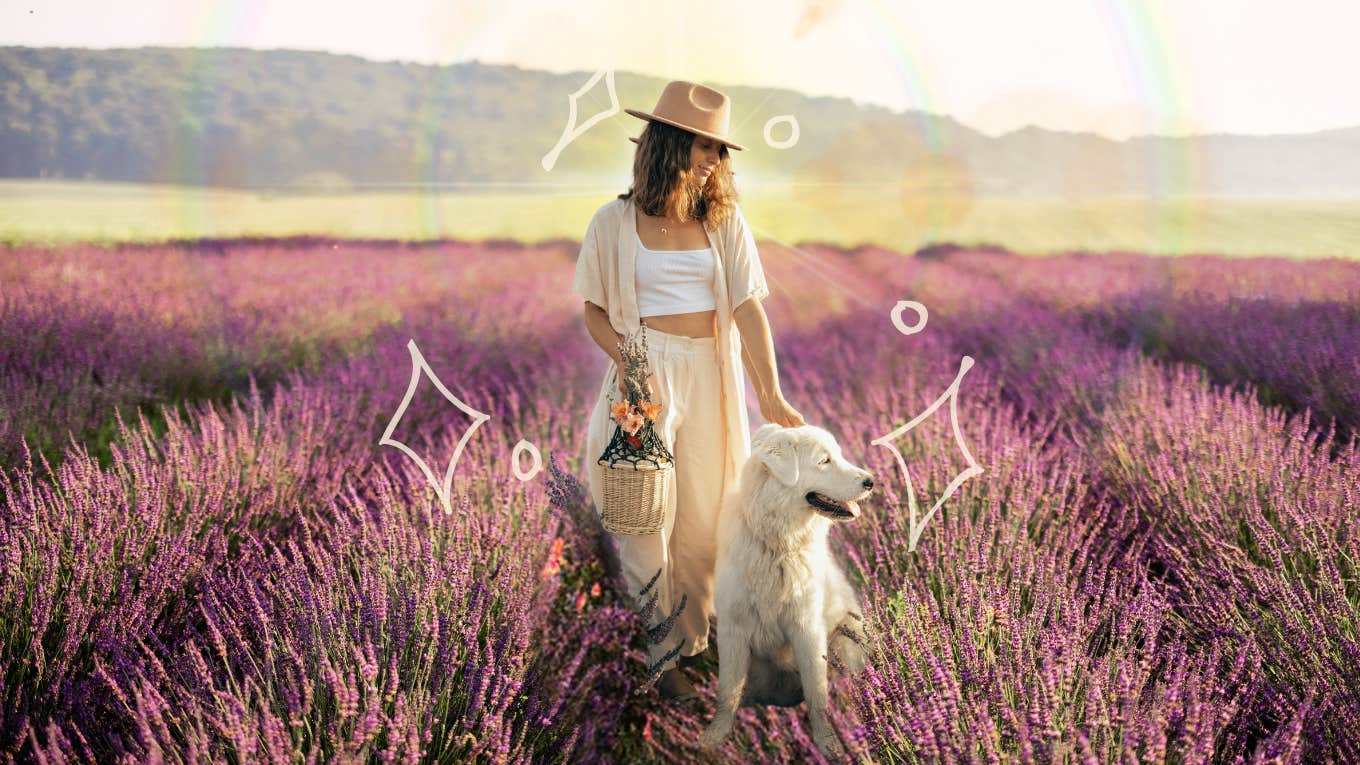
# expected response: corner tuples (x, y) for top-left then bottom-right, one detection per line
(573, 197), (771, 503)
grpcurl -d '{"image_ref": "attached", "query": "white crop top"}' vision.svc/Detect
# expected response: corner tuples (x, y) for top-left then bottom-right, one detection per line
(634, 232), (717, 315)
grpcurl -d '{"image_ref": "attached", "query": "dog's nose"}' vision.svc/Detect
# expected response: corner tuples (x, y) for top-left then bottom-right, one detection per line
(862, 476), (874, 490)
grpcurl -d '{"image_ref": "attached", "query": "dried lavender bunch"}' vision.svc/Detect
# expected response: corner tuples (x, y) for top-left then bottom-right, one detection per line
(617, 325), (654, 407)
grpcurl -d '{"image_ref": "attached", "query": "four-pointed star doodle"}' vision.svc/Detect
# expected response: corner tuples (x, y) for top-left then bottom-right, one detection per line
(541, 69), (621, 172)
(379, 338), (490, 515)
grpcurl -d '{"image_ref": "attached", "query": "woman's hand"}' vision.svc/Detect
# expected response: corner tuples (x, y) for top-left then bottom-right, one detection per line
(759, 394), (805, 428)
(617, 370), (660, 409)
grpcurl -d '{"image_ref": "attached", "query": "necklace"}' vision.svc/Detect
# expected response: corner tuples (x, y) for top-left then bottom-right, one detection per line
(646, 210), (678, 235)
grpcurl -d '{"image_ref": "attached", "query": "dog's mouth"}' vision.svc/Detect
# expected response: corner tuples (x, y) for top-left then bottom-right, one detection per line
(806, 491), (863, 520)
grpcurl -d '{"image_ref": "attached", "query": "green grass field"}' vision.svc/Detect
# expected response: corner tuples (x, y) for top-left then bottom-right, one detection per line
(3, 180), (1358, 258)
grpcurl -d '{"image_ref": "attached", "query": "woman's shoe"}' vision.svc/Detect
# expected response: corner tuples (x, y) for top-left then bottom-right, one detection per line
(656, 667), (700, 701)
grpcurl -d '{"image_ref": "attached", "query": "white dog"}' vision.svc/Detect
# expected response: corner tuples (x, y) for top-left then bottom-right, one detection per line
(697, 423), (874, 758)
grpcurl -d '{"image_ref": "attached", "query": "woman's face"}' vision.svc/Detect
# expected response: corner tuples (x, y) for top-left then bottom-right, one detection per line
(689, 135), (722, 184)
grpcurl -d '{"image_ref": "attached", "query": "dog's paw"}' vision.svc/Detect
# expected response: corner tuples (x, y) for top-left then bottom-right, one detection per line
(696, 722), (731, 749)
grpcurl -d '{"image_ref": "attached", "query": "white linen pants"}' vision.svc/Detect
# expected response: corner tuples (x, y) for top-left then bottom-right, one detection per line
(585, 325), (725, 676)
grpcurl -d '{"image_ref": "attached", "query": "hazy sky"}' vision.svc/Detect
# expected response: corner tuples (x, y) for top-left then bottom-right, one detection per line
(5, 0), (1358, 140)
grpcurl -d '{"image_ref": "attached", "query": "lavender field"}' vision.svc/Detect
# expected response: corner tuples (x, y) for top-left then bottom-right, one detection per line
(2, 236), (1358, 763)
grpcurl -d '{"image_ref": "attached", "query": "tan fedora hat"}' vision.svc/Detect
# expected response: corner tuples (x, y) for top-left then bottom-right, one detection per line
(626, 80), (746, 151)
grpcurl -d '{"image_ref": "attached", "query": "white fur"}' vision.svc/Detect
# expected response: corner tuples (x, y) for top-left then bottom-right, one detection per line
(697, 423), (874, 758)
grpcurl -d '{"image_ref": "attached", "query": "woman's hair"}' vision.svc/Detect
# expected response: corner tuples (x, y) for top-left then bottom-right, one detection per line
(618, 120), (738, 232)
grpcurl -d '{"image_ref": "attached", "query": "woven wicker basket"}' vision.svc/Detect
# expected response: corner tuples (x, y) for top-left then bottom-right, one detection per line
(597, 427), (673, 534)
(596, 326), (674, 535)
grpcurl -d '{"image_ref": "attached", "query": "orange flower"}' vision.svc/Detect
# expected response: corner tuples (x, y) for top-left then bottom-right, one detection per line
(621, 412), (645, 436)
(610, 401), (629, 420)
(573, 590), (587, 612)
(589, 582), (602, 598)
(640, 401), (662, 421)
(541, 536), (565, 579)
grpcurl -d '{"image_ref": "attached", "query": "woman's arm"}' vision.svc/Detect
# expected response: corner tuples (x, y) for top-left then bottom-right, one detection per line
(584, 302), (660, 403)
(584, 302), (625, 368)
(733, 298), (805, 427)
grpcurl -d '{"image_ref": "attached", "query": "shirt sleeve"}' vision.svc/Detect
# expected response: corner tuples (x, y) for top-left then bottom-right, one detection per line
(573, 211), (608, 310)
(728, 204), (770, 311)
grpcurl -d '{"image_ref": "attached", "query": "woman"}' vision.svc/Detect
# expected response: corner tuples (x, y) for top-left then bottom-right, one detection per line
(574, 80), (805, 701)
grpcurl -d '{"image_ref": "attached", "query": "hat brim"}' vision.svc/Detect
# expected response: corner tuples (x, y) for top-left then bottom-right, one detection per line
(624, 108), (745, 151)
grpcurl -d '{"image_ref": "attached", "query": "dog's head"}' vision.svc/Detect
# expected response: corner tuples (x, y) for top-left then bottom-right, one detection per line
(748, 423), (875, 525)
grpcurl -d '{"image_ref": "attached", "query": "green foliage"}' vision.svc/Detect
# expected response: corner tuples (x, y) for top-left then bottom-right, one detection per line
(0, 47), (579, 188)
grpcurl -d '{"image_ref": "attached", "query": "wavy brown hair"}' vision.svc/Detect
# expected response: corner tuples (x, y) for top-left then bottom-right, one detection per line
(618, 120), (739, 232)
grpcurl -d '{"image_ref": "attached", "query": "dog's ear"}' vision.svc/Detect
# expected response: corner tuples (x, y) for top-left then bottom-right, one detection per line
(757, 438), (800, 487)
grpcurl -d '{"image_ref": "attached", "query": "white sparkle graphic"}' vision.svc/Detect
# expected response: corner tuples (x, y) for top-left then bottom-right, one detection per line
(510, 439), (543, 482)
(379, 338), (491, 515)
(763, 114), (800, 149)
(891, 299), (929, 336)
(541, 69), (621, 172)
(871, 355), (983, 552)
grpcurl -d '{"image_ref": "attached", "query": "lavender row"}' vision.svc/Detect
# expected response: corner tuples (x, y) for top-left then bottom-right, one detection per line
(1087, 362), (1360, 758)
(4, 292), (642, 762)
(774, 307), (1294, 762)
(0, 238), (577, 472)
(760, 251), (1357, 761)
(947, 248), (1360, 443)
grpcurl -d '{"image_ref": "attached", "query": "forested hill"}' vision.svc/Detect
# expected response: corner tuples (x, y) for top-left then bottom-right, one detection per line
(4, 46), (1359, 196)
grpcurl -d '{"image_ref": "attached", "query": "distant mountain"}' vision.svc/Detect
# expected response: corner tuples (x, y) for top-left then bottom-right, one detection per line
(3, 46), (1358, 196)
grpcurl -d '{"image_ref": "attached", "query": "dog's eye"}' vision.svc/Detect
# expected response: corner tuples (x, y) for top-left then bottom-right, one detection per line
(818, 456), (830, 465)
